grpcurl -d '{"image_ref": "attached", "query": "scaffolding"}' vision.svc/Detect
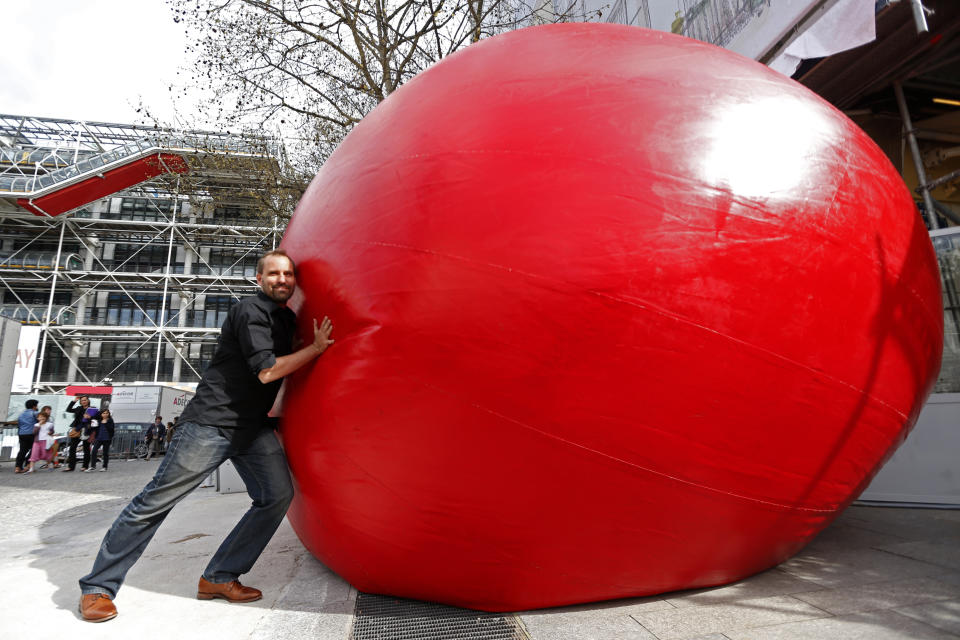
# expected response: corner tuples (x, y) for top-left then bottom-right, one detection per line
(680, 0), (770, 48)
(603, 0), (652, 28)
(0, 114), (286, 392)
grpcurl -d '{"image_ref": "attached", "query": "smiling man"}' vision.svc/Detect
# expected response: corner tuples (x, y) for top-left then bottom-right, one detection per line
(78, 249), (333, 622)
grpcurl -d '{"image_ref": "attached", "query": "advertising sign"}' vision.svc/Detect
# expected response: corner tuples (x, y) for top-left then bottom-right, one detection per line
(107, 385), (193, 425)
(163, 389), (191, 417)
(0, 317), (20, 417)
(110, 387), (138, 404)
(12, 326), (41, 393)
(136, 387), (161, 404)
(108, 387), (160, 424)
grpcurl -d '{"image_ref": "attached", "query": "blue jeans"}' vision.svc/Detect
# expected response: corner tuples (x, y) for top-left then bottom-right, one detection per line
(79, 421), (294, 599)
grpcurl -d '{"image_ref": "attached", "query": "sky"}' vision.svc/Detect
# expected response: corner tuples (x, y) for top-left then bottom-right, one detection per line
(2, 0), (195, 125)
(0, 0), (811, 130)
(0, 0), (686, 129)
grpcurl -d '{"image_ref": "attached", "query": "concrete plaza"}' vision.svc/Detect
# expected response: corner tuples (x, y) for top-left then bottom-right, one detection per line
(1, 458), (958, 640)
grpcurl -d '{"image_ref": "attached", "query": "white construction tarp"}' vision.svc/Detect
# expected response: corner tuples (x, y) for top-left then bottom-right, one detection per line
(767, 0), (877, 76)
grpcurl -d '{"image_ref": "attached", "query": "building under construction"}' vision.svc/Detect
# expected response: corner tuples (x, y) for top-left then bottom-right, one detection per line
(0, 114), (291, 390)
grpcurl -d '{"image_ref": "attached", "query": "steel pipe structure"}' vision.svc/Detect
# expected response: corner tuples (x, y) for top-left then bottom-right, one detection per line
(0, 115), (287, 391)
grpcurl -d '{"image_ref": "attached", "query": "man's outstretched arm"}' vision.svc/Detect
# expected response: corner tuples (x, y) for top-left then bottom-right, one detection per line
(257, 317), (334, 384)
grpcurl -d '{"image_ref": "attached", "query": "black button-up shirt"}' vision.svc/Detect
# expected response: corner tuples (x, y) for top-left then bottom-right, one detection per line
(180, 291), (296, 430)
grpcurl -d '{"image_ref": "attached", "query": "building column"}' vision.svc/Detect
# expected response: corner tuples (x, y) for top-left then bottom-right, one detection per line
(74, 286), (90, 326)
(65, 339), (82, 383)
(171, 291), (193, 382)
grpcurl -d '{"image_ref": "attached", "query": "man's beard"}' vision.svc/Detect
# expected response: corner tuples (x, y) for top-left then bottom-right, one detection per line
(265, 284), (293, 302)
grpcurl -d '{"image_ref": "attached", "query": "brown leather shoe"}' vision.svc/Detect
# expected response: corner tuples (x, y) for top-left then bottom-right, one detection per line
(79, 593), (118, 622)
(197, 577), (262, 603)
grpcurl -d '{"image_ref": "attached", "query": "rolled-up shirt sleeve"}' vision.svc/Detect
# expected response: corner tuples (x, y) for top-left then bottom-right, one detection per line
(237, 306), (278, 374)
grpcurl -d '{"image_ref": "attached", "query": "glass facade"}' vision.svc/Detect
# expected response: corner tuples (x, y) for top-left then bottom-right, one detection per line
(932, 229), (960, 393)
(0, 115), (282, 391)
(103, 197), (176, 221)
(198, 248), (258, 277)
(108, 243), (183, 273)
(17, 192), (271, 387)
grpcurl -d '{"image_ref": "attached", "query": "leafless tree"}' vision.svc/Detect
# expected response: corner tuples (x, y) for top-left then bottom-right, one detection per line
(167, 0), (599, 173)
(127, 113), (310, 224)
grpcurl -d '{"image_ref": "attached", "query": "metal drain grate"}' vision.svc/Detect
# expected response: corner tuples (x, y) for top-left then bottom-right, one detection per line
(351, 592), (530, 640)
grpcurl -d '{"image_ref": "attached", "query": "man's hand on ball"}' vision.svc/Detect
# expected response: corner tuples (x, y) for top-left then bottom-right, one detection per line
(313, 316), (334, 354)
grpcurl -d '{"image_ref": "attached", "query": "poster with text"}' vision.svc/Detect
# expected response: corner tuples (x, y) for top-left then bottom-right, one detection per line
(12, 327), (41, 393)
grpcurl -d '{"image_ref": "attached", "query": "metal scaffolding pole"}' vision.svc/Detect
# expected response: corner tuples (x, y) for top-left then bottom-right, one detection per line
(155, 178), (180, 383)
(910, 0), (929, 34)
(32, 218), (67, 391)
(1, 114), (288, 390)
(895, 82), (939, 230)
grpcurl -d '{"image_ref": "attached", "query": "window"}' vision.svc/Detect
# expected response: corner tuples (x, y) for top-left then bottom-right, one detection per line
(199, 295), (236, 328)
(195, 248), (257, 277)
(97, 342), (164, 381)
(105, 293), (171, 327)
(212, 205), (266, 227)
(933, 231), (960, 393)
(3, 290), (70, 305)
(103, 198), (175, 222)
(108, 243), (182, 274)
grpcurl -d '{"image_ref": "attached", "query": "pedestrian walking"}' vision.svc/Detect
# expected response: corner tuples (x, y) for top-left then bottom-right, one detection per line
(26, 412), (55, 473)
(89, 409), (115, 472)
(38, 406), (62, 467)
(143, 416), (163, 460)
(156, 419), (166, 453)
(64, 396), (96, 472)
(14, 399), (38, 474)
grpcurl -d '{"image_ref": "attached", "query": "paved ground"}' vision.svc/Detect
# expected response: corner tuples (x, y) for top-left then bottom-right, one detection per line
(1, 458), (958, 640)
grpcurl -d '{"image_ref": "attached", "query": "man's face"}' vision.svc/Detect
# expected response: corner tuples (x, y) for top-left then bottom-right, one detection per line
(257, 255), (296, 303)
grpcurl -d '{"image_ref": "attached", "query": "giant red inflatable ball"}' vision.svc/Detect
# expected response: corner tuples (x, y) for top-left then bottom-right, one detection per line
(279, 23), (943, 611)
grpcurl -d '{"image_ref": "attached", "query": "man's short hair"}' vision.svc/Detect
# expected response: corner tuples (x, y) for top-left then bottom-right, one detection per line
(257, 249), (296, 275)
(25, 399), (38, 409)
(156, 416), (162, 421)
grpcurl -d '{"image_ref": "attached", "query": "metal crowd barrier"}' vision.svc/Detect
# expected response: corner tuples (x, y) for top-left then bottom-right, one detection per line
(1, 426), (166, 464)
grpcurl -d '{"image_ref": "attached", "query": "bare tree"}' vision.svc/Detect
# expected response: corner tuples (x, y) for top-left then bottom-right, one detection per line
(124, 114), (311, 224)
(168, 0), (599, 172)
